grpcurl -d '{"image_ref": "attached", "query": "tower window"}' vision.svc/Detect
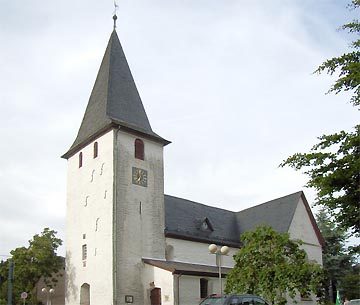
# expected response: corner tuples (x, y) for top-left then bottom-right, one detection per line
(94, 142), (98, 158)
(79, 152), (83, 168)
(82, 244), (87, 261)
(135, 139), (144, 160)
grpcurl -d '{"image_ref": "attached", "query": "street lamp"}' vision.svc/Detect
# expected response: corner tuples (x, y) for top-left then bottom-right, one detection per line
(209, 244), (230, 296)
(41, 287), (55, 305)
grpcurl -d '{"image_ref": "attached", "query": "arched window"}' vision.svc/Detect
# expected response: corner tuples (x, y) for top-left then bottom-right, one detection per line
(165, 245), (174, 261)
(80, 283), (90, 305)
(79, 152), (83, 168)
(135, 139), (144, 160)
(93, 142), (98, 158)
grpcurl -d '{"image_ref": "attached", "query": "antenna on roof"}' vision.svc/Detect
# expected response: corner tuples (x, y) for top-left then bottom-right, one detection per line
(113, 0), (119, 30)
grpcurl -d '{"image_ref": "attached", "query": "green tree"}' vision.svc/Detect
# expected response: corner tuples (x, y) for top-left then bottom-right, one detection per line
(340, 264), (360, 300)
(0, 228), (63, 305)
(315, 0), (360, 108)
(280, 127), (360, 236)
(225, 226), (324, 305)
(281, 1), (360, 237)
(315, 208), (356, 302)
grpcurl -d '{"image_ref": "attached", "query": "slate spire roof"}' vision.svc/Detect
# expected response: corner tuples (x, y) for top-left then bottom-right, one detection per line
(62, 29), (169, 159)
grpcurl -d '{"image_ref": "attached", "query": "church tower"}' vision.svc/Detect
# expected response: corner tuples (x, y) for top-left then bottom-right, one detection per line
(62, 19), (170, 305)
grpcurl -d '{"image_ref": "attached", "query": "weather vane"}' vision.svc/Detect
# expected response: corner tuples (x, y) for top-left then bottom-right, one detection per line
(113, 0), (119, 29)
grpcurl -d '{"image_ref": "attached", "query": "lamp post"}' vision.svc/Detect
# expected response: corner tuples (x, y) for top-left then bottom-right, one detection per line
(209, 244), (230, 296)
(41, 287), (55, 305)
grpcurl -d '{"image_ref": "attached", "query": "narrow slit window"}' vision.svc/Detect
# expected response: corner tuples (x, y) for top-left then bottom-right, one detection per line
(82, 244), (87, 260)
(135, 139), (144, 160)
(93, 142), (98, 158)
(79, 152), (83, 168)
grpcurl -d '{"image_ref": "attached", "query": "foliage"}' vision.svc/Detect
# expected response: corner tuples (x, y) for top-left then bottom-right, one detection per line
(280, 126), (360, 236)
(225, 226), (324, 305)
(315, 208), (358, 302)
(0, 228), (63, 305)
(281, 1), (360, 239)
(340, 264), (360, 300)
(314, 0), (360, 108)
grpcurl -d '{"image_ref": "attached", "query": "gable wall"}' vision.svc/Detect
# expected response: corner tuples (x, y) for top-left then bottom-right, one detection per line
(288, 198), (323, 264)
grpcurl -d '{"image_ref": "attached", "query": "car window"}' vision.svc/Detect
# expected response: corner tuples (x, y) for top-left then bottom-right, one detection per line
(241, 297), (253, 305)
(200, 296), (227, 305)
(229, 297), (241, 305)
(253, 297), (267, 305)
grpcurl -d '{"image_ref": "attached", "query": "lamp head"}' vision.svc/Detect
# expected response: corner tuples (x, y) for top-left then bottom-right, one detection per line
(208, 244), (218, 254)
(220, 245), (230, 255)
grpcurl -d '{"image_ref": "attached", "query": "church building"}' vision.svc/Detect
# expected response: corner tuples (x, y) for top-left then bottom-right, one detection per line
(61, 19), (324, 305)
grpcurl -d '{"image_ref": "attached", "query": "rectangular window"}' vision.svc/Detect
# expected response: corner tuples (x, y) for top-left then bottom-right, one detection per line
(82, 244), (87, 260)
(79, 152), (83, 168)
(200, 278), (208, 298)
(93, 142), (98, 158)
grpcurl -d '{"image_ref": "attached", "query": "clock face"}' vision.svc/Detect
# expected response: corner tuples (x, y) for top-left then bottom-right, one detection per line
(132, 167), (148, 187)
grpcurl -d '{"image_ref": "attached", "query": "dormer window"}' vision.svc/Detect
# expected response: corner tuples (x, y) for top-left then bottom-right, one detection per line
(93, 142), (98, 158)
(135, 139), (144, 160)
(79, 152), (83, 168)
(201, 218), (213, 232)
(201, 222), (209, 230)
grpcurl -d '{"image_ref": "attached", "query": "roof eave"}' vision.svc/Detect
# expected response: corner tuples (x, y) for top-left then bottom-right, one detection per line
(299, 192), (326, 248)
(165, 231), (242, 248)
(61, 121), (170, 160)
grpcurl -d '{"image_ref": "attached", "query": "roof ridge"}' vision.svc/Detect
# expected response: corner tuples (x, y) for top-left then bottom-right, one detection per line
(236, 190), (303, 213)
(165, 194), (236, 213)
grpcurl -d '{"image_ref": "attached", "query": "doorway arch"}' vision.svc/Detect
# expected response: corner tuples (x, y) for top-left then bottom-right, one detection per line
(80, 283), (90, 305)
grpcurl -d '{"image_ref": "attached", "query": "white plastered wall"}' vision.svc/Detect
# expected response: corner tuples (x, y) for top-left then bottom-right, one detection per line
(287, 197), (323, 305)
(288, 198), (323, 264)
(65, 130), (114, 305)
(178, 275), (220, 305)
(143, 264), (174, 305)
(165, 238), (237, 268)
(165, 238), (236, 304)
(114, 129), (166, 305)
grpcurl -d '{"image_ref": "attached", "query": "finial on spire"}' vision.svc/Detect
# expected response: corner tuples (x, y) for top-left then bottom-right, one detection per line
(113, 0), (119, 30)
(113, 14), (118, 30)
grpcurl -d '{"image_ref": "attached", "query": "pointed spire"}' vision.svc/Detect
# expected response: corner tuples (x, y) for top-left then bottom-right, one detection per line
(62, 29), (170, 159)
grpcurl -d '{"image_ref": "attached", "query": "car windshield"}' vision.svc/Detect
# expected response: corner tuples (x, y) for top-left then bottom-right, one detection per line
(200, 296), (228, 305)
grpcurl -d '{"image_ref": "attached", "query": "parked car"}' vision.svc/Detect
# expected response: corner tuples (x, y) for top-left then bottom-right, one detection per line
(199, 294), (269, 305)
(350, 300), (360, 305)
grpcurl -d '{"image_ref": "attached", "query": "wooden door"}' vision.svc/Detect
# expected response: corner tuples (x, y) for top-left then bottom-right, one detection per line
(150, 288), (161, 305)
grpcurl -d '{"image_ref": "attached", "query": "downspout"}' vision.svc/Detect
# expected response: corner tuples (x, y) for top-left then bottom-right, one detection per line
(113, 128), (119, 305)
(174, 273), (182, 305)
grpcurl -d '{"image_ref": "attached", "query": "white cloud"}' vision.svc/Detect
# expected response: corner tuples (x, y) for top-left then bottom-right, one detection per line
(0, 0), (358, 257)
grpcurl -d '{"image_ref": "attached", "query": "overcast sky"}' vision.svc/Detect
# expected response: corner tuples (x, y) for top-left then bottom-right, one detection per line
(1, 0), (358, 258)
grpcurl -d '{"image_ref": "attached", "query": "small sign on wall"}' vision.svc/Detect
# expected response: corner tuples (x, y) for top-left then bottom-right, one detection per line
(125, 295), (134, 303)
